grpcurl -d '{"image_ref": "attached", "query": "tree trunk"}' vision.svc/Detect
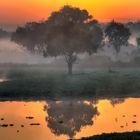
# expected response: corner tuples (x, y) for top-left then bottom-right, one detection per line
(65, 53), (77, 75)
(68, 62), (73, 75)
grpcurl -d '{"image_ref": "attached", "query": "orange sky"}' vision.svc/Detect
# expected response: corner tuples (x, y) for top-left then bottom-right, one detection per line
(0, 0), (140, 28)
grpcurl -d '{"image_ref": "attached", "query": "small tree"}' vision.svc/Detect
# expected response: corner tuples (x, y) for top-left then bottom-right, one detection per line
(12, 5), (103, 74)
(105, 21), (131, 53)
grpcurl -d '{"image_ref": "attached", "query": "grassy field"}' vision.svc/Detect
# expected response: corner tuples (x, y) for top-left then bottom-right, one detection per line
(80, 131), (140, 140)
(0, 66), (140, 100)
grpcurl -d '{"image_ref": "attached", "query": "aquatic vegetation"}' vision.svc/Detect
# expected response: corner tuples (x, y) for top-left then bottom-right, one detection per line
(30, 123), (40, 126)
(26, 116), (34, 119)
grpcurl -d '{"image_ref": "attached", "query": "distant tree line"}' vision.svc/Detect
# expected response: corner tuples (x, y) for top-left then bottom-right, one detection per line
(126, 21), (140, 46)
(126, 21), (140, 33)
(12, 5), (133, 74)
(0, 28), (11, 38)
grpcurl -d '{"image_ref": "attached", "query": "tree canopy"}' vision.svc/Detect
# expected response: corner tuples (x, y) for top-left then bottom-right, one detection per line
(105, 21), (131, 53)
(11, 22), (47, 54)
(46, 6), (102, 56)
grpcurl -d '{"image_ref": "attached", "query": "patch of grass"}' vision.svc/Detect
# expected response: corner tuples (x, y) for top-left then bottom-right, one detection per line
(0, 68), (140, 99)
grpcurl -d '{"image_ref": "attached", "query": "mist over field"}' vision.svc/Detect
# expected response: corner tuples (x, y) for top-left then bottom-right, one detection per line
(0, 38), (54, 64)
(0, 35), (140, 70)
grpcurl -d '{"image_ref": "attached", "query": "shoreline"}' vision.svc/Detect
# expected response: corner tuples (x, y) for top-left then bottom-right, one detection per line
(79, 131), (140, 140)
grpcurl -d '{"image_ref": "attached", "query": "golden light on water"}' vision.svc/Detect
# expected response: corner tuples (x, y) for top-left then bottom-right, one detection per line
(0, 98), (139, 140)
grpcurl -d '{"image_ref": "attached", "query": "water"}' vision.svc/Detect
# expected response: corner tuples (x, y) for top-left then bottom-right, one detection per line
(0, 98), (139, 140)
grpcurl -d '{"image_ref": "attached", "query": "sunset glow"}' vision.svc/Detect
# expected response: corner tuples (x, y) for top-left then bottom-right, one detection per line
(0, 0), (140, 25)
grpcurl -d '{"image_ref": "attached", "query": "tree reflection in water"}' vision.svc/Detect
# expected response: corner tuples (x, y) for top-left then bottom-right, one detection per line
(44, 101), (99, 139)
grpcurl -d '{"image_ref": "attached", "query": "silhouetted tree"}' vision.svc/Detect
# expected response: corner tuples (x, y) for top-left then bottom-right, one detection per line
(46, 6), (103, 74)
(12, 5), (103, 74)
(105, 21), (131, 53)
(44, 101), (99, 139)
(0, 28), (11, 38)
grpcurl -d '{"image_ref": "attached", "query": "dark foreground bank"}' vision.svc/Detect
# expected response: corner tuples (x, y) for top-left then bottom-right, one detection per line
(80, 131), (140, 140)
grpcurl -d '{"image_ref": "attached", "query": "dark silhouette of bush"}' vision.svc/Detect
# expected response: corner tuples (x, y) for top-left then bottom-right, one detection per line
(80, 131), (140, 140)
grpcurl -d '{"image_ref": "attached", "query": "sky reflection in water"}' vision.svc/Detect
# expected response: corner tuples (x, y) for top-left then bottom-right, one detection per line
(0, 98), (139, 140)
